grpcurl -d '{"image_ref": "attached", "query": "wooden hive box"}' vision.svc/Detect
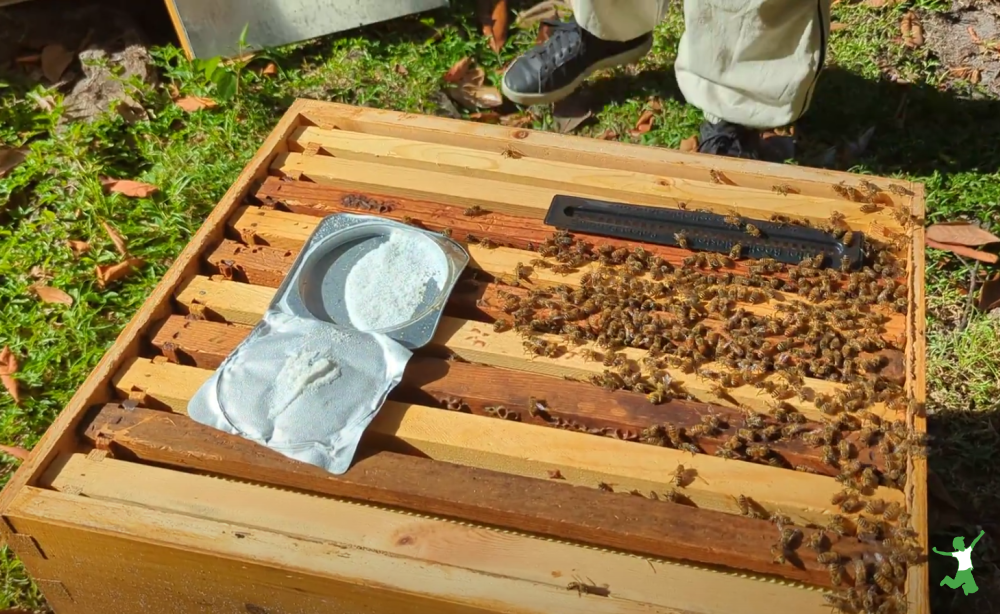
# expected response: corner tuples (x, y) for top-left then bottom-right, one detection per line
(0, 99), (929, 614)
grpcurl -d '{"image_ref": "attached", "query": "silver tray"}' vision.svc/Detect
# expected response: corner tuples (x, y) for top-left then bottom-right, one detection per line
(271, 214), (469, 350)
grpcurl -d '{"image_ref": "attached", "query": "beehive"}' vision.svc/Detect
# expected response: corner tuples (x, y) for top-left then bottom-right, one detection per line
(0, 100), (929, 614)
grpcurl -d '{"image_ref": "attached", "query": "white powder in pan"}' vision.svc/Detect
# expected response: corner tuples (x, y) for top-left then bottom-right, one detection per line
(344, 230), (448, 331)
(270, 348), (342, 420)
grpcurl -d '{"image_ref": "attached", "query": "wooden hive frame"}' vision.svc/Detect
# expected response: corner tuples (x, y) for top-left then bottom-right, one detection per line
(0, 99), (929, 614)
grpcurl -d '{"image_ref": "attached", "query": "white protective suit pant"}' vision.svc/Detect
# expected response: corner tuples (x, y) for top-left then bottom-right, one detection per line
(571, 0), (832, 129)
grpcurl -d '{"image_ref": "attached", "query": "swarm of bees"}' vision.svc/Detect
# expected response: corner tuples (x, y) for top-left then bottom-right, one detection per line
(456, 209), (922, 614)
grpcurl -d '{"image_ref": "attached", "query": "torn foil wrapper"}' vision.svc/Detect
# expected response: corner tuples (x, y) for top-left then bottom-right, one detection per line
(188, 309), (411, 474)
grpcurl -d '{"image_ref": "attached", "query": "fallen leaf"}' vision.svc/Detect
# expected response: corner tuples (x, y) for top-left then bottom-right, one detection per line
(830, 22), (848, 32)
(30, 284), (73, 306)
(67, 239), (90, 256)
(679, 135), (699, 152)
(261, 62), (278, 76)
(95, 258), (144, 288)
(500, 113), (533, 127)
(0, 445), (29, 461)
(29, 266), (52, 282)
(479, 0), (510, 54)
(0, 347), (20, 406)
(115, 101), (147, 124)
(0, 147), (27, 178)
(175, 96), (218, 112)
(552, 93), (592, 134)
(634, 109), (655, 134)
(102, 179), (158, 198)
(926, 222), (1000, 247)
(469, 111), (502, 124)
(444, 57), (473, 84)
(977, 273), (1000, 312)
(968, 26), (981, 44)
(15, 54), (41, 64)
(901, 11), (923, 48)
(536, 22), (554, 44)
(515, 0), (565, 28)
(101, 220), (129, 256)
(597, 129), (618, 140)
(394, 64), (409, 76)
(647, 97), (662, 112)
(864, 0), (896, 7)
(925, 238), (998, 264)
(41, 44), (75, 83)
(445, 65), (504, 110)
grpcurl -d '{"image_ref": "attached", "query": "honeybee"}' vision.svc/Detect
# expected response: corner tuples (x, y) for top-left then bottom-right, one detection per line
(566, 578), (611, 597)
(817, 552), (842, 565)
(463, 205), (488, 216)
(826, 514), (850, 537)
(882, 501), (902, 521)
(597, 482), (615, 492)
(858, 179), (881, 197)
(806, 531), (828, 552)
(709, 169), (727, 184)
(671, 464), (699, 487)
(674, 231), (690, 250)
(735, 494), (764, 519)
(745, 224), (762, 238)
(724, 210), (742, 227)
(887, 183), (914, 196)
(854, 559), (868, 589)
(772, 184), (795, 196)
(859, 202), (879, 213)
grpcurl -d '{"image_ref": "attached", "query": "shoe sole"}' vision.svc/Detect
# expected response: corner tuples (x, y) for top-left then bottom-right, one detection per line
(501, 37), (654, 107)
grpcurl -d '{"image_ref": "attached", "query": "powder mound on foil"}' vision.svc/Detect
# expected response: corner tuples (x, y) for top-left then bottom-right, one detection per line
(344, 230), (448, 331)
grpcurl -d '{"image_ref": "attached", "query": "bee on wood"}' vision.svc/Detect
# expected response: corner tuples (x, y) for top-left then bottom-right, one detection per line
(833, 182), (855, 201)
(873, 567), (897, 593)
(794, 464), (820, 474)
(817, 552), (842, 565)
(709, 169), (727, 184)
(745, 224), (762, 238)
(729, 243), (743, 260)
(674, 231), (690, 250)
(527, 397), (550, 421)
(854, 559), (869, 590)
(859, 179), (881, 197)
(479, 237), (498, 249)
(724, 210), (742, 227)
(597, 482), (614, 492)
(735, 494), (765, 519)
(838, 439), (854, 460)
(566, 578), (611, 598)
(547, 469), (565, 479)
(887, 183), (914, 196)
(678, 442), (702, 455)
(806, 531), (828, 552)
(677, 202), (689, 210)
(826, 514), (850, 537)
(772, 184), (795, 196)
(859, 202), (879, 213)
(671, 464), (699, 488)
(821, 445), (838, 466)
(770, 545), (787, 565)
(856, 516), (880, 541)
(463, 205), (488, 216)
(882, 501), (902, 521)
(514, 262), (533, 281)
(500, 146), (523, 159)
(493, 319), (511, 333)
(827, 561), (846, 586)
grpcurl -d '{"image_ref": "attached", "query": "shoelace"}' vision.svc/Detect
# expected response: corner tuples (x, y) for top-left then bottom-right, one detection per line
(526, 19), (584, 90)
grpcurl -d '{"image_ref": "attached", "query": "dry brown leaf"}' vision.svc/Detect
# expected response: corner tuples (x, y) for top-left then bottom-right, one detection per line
(41, 44), (75, 83)
(500, 113), (534, 128)
(0, 444), (30, 461)
(968, 26), (982, 44)
(830, 22), (848, 32)
(394, 64), (409, 76)
(647, 97), (663, 112)
(0, 347), (20, 406)
(679, 135), (699, 152)
(634, 110), (655, 134)
(925, 238), (998, 264)
(515, 0), (565, 28)
(96, 258), (144, 288)
(15, 54), (41, 64)
(864, 0), (899, 7)
(445, 65), (503, 110)
(479, 0), (510, 54)
(926, 222), (1000, 247)
(175, 96), (218, 112)
(67, 239), (90, 256)
(0, 147), (27, 178)
(101, 220), (129, 256)
(30, 284), (73, 306)
(552, 93), (592, 134)
(597, 129), (618, 140)
(901, 11), (923, 48)
(261, 62), (278, 76)
(536, 22), (554, 44)
(978, 273), (1000, 312)
(469, 111), (502, 124)
(102, 178), (159, 198)
(444, 57), (474, 84)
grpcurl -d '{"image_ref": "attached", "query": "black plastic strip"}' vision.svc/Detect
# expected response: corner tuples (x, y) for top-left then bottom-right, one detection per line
(544, 195), (864, 270)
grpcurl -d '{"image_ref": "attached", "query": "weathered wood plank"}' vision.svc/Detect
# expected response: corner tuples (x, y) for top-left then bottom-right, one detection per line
(146, 315), (885, 475)
(110, 357), (905, 525)
(78, 403), (871, 587)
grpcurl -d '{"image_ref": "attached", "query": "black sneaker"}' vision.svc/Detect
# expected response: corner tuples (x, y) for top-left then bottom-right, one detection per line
(697, 120), (761, 160)
(501, 18), (653, 106)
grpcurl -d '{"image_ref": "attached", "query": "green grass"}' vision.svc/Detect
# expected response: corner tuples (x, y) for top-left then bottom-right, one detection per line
(1, 0), (999, 611)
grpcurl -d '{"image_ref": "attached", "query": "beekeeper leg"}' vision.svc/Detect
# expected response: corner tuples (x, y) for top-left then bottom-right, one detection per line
(676, 0), (832, 157)
(501, 0), (669, 106)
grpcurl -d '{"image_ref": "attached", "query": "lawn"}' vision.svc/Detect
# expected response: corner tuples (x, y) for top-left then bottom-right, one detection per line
(1, 0), (999, 612)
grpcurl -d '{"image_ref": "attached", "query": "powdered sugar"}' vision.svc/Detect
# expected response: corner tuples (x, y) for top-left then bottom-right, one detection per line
(270, 349), (341, 420)
(344, 230), (448, 331)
